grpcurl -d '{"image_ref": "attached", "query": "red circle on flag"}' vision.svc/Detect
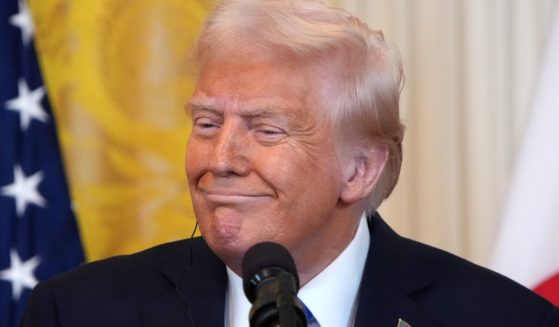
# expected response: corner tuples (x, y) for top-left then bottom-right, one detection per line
(534, 272), (559, 306)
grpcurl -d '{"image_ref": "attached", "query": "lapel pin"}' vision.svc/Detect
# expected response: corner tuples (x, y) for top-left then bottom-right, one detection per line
(397, 318), (412, 327)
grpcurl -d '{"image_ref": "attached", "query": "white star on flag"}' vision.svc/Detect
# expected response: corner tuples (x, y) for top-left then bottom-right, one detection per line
(1, 165), (46, 217)
(9, 0), (35, 46)
(4, 78), (49, 131)
(0, 249), (40, 301)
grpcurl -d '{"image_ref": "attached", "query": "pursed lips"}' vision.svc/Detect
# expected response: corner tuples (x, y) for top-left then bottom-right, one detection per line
(199, 188), (271, 204)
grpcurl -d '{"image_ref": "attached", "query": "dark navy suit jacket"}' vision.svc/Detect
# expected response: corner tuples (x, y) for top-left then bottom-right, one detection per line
(20, 213), (559, 326)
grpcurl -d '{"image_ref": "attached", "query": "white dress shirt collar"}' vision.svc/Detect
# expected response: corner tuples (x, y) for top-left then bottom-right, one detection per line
(225, 213), (370, 327)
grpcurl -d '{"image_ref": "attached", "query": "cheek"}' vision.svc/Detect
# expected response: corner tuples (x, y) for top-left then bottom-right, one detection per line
(286, 156), (344, 209)
(268, 156), (342, 213)
(185, 140), (205, 179)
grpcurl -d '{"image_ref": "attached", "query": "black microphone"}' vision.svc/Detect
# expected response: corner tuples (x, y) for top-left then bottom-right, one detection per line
(242, 242), (307, 327)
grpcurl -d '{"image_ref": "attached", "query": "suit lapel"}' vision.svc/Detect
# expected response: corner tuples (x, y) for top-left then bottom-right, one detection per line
(157, 238), (227, 327)
(355, 213), (437, 327)
(144, 214), (439, 327)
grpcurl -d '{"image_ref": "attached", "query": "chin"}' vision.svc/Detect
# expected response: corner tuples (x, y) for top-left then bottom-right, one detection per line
(205, 235), (252, 273)
(205, 228), (279, 271)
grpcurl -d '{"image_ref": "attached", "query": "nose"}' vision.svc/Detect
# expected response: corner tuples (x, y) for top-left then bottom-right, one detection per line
(209, 120), (251, 177)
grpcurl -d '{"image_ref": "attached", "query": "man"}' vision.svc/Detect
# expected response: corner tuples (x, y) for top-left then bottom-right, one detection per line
(20, 0), (559, 326)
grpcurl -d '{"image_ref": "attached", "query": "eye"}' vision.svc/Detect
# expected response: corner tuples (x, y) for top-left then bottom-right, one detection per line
(254, 125), (286, 143)
(258, 128), (282, 135)
(193, 117), (220, 136)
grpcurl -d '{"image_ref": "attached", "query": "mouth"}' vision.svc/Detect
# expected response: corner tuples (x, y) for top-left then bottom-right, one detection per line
(200, 189), (271, 204)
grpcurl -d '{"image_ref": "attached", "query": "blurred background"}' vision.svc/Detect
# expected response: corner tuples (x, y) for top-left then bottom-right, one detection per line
(331, 0), (557, 266)
(28, 0), (211, 261)
(2, 0), (558, 325)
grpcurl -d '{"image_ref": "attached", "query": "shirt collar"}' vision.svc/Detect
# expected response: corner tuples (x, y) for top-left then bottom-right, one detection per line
(298, 213), (370, 327)
(226, 266), (250, 327)
(225, 213), (370, 327)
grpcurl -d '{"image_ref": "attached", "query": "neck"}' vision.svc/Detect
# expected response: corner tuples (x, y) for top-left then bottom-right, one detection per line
(294, 208), (364, 286)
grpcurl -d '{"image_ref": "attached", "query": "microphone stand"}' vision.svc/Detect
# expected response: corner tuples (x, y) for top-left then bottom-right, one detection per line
(276, 273), (300, 327)
(242, 242), (307, 327)
(248, 269), (307, 327)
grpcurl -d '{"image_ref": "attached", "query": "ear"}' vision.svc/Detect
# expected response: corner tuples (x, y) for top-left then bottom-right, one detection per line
(340, 145), (388, 205)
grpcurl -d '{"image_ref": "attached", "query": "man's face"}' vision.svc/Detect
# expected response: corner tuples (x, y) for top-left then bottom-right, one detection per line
(186, 55), (356, 277)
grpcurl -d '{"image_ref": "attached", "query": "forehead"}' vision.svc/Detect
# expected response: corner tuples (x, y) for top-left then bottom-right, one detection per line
(189, 55), (326, 118)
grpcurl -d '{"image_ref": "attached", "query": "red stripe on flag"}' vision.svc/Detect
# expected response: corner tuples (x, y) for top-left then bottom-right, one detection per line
(534, 272), (559, 306)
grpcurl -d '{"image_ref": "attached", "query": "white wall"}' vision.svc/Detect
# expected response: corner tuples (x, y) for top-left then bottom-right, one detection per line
(327, 0), (558, 265)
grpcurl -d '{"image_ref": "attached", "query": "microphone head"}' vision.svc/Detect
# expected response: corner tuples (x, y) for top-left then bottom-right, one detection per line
(241, 242), (300, 302)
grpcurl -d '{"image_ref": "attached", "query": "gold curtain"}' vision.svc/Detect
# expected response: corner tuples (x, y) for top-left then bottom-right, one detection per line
(29, 0), (213, 261)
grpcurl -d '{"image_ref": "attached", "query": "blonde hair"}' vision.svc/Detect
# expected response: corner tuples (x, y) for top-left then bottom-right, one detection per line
(194, 0), (405, 210)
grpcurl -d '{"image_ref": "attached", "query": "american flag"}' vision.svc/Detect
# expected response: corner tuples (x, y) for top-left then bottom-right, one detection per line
(0, 0), (85, 326)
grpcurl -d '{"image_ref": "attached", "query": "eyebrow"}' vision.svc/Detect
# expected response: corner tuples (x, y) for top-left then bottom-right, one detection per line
(186, 97), (297, 120)
(185, 97), (217, 116)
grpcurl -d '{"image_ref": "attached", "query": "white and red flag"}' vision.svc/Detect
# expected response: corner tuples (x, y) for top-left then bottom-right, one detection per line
(491, 5), (559, 306)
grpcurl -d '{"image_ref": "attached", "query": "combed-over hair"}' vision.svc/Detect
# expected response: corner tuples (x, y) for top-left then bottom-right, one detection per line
(193, 0), (405, 211)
